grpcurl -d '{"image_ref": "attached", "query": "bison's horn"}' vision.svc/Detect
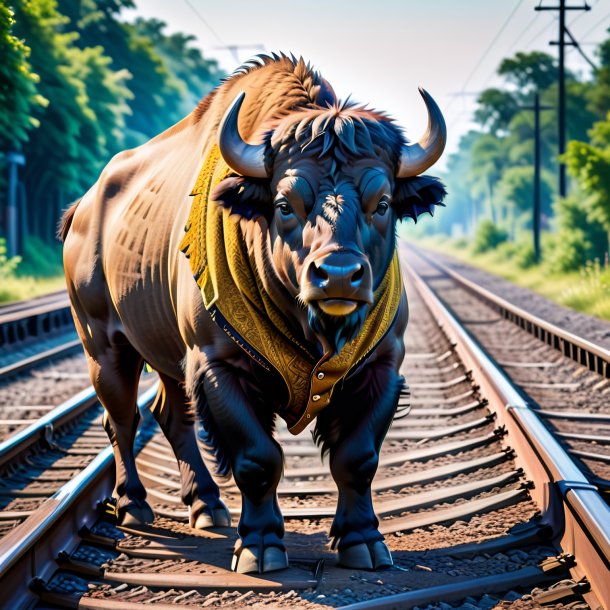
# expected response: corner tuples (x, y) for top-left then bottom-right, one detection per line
(218, 92), (269, 179)
(397, 88), (446, 178)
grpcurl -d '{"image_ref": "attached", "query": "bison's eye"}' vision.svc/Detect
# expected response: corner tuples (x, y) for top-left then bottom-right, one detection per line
(374, 199), (390, 216)
(275, 199), (293, 217)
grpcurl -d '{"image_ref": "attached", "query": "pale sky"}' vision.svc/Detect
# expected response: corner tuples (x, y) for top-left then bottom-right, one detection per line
(125, 0), (610, 170)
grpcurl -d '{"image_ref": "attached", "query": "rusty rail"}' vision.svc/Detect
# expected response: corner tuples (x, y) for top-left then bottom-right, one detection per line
(405, 259), (610, 609)
(0, 383), (159, 609)
(0, 290), (73, 352)
(407, 245), (610, 378)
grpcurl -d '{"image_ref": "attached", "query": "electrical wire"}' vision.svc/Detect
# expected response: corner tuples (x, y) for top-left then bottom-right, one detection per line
(578, 8), (610, 40)
(565, 26), (598, 69)
(181, 0), (225, 45)
(445, 0), (525, 115)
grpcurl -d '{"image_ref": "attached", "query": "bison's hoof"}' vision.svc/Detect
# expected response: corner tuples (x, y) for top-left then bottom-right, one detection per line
(119, 502), (155, 526)
(189, 502), (232, 529)
(231, 545), (288, 574)
(338, 540), (393, 570)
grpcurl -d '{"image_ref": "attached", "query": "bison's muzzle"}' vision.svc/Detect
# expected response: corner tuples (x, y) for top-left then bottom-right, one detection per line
(300, 250), (373, 316)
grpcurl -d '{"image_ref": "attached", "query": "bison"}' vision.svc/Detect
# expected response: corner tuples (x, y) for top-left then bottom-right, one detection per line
(61, 54), (446, 573)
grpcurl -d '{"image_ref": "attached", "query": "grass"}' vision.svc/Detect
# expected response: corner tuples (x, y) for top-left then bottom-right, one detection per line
(0, 275), (67, 303)
(413, 235), (610, 322)
(0, 236), (66, 304)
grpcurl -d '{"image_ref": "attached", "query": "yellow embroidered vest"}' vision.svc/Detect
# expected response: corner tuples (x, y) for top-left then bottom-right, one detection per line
(180, 145), (403, 434)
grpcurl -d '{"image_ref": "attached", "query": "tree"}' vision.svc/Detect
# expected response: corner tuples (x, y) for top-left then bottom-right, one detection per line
(588, 31), (610, 119)
(133, 18), (223, 117)
(0, 3), (44, 150)
(10, 0), (132, 239)
(496, 166), (554, 236)
(474, 88), (519, 136)
(57, 2), (224, 145)
(1, 0), (226, 253)
(498, 51), (558, 93)
(468, 134), (507, 223)
(563, 113), (610, 250)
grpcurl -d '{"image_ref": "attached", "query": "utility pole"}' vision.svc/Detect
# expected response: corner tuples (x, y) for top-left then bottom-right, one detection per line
(534, 94), (542, 263)
(5, 151), (25, 258)
(520, 96), (553, 263)
(535, 0), (590, 198)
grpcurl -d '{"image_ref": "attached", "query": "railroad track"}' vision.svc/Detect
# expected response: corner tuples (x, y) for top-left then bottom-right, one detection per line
(407, 244), (610, 496)
(0, 290), (90, 445)
(0, 290), (79, 380)
(0, 260), (607, 609)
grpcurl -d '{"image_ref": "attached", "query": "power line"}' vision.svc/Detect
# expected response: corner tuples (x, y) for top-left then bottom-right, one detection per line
(522, 16), (558, 50)
(567, 0), (599, 26)
(476, 16), (557, 96)
(564, 26), (598, 69)
(445, 0), (525, 115)
(181, 0), (225, 45)
(504, 14), (541, 54)
(578, 8), (610, 39)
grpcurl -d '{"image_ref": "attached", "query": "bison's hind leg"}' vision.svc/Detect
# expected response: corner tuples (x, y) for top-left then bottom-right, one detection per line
(150, 373), (231, 529)
(88, 342), (154, 526)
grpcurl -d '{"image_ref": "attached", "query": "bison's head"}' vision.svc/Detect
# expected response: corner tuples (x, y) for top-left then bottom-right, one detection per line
(211, 90), (446, 355)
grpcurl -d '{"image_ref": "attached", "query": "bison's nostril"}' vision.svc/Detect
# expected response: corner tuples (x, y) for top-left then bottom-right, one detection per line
(310, 263), (329, 288)
(351, 264), (364, 285)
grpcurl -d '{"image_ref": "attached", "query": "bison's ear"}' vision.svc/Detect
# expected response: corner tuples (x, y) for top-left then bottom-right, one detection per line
(210, 176), (272, 220)
(393, 175), (447, 223)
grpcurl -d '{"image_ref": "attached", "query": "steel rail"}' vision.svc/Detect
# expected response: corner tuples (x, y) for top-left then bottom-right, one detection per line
(405, 258), (610, 609)
(407, 244), (610, 378)
(0, 294), (70, 325)
(0, 383), (159, 609)
(339, 567), (555, 610)
(0, 337), (82, 380)
(0, 291), (73, 352)
(0, 386), (98, 467)
(0, 290), (68, 316)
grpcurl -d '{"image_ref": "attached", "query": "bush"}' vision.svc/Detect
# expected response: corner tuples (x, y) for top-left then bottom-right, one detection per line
(545, 228), (595, 273)
(472, 220), (508, 254)
(554, 195), (607, 260)
(560, 258), (610, 319)
(514, 241), (537, 269)
(0, 237), (21, 280)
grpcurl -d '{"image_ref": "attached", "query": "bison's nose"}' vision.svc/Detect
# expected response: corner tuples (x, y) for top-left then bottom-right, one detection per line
(301, 251), (374, 315)
(309, 260), (365, 291)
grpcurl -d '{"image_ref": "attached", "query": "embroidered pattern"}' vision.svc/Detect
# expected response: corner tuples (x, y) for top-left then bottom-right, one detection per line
(180, 145), (403, 434)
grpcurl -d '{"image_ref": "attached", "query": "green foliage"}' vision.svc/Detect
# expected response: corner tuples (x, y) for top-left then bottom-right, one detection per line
(588, 32), (610, 119)
(0, 3), (44, 149)
(545, 228), (595, 273)
(1, 0), (226, 251)
(11, 0), (130, 209)
(498, 51), (558, 92)
(496, 166), (553, 216)
(426, 40), (610, 277)
(474, 88), (519, 135)
(562, 114), (610, 239)
(415, 236), (610, 321)
(554, 195), (607, 256)
(559, 258), (610, 319)
(16, 235), (63, 277)
(0, 237), (21, 279)
(132, 18), (223, 118)
(472, 220), (508, 254)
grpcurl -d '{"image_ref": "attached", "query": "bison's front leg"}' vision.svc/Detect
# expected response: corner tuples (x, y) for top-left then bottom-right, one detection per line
(193, 359), (287, 574)
(319, 360), (403, 570)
